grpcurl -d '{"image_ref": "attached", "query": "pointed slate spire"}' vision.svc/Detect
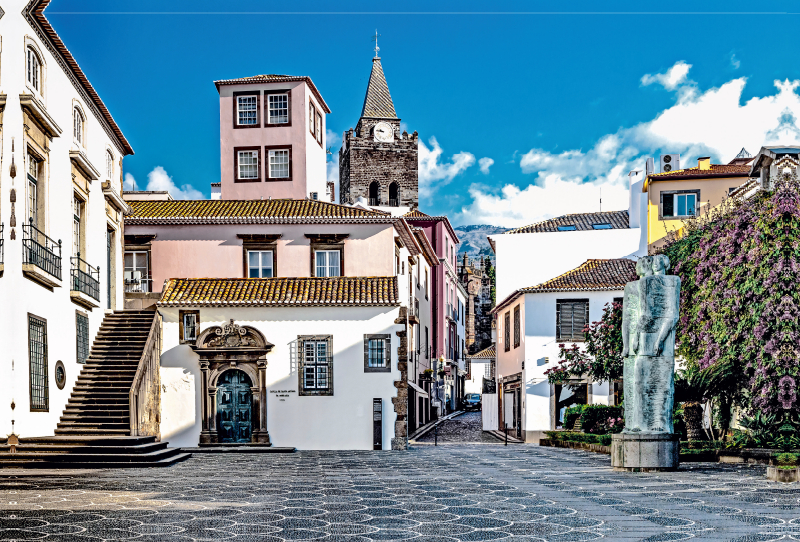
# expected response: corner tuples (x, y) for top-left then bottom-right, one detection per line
(361, 58), (398, 119)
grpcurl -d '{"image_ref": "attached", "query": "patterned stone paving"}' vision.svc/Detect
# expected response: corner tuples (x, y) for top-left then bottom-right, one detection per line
(0, 444), (798, 541)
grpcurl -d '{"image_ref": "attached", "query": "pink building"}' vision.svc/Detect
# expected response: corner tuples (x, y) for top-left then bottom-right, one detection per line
(215, 75), (331, 202)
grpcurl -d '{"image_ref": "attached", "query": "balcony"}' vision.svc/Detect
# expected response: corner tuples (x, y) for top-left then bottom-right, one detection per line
(124, 273), (152, 293)
(368, 198), (379, 206)
(388, 198), (399, 207)
(70, 254), (100, 309)
(22, 221), (62, 288)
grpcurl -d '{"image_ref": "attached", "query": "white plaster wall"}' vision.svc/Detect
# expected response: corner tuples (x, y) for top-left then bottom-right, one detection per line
(465, 360), (489, 395)
(491, 229), (644, 303)
(159, 306), (402, 450)
(0, 2), (127, 437)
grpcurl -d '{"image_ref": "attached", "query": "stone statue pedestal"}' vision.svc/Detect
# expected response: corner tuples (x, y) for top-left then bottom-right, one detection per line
(611, 433), (680, 472)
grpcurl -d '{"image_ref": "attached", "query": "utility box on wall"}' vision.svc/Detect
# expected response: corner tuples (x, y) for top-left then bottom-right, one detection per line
(373, 398), (382, 450)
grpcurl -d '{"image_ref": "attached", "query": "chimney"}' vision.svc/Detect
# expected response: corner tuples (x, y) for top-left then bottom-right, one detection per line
(698, 157), (711, 171)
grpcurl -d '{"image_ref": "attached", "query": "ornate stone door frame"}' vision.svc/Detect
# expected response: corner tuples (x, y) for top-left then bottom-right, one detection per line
(192, 320), (274, 445)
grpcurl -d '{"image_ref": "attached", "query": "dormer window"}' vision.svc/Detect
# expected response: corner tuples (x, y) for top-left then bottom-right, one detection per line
(592, 223), (612, 230)
(73, 107), (84, 145)
(557, 225), (576, 231)
(27, 47), (41, 92)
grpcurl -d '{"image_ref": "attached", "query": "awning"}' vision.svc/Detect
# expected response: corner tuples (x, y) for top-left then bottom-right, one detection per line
(408, 381), (429, 398)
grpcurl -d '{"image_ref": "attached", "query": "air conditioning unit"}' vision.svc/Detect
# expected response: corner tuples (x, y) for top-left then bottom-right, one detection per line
(660, 154), (680, 173)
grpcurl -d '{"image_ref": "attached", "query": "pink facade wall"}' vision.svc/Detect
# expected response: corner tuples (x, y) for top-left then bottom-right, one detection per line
(219, 81), (327, 200)
(127, 223), (395, 292)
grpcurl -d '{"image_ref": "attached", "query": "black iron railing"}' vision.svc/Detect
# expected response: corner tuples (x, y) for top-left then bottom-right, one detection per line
(388, 198), (399, 207)
(23, 220), (62, 280)
(0, 224), (4, 266)
(71, 253), (100, 301)
(368, 198), (379, 206)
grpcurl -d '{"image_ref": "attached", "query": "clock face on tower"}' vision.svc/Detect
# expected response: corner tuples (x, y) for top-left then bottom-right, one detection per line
(373, 122), (394, 142)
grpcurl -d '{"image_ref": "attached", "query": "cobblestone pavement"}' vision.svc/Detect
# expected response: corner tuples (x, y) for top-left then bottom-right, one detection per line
(417, 411), (500, 444)
(0, 445), (798, 541)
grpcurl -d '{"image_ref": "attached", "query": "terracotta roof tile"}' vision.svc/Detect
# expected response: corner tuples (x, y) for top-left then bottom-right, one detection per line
(214, 74), (330, 113)
(159, 277), (399, 307)
(126, 199), (392, 225)
(522, 259), (637, 293)
(505, 210), (629, 234)
(468, 344), (496, 360)
(403, 209), (432, 218)
(649, 163), (751, 180)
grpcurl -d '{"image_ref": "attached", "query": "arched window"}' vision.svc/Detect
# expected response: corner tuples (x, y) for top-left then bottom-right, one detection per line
(106, 150), (114, 179)
(368, 181), (380, 206)
(27, 47), (41, 92)
(388, 182), (399, 206)
(73, 107), (84, 145)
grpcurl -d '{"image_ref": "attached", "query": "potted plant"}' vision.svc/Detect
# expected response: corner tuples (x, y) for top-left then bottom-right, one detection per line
(768, 453), (800, 483)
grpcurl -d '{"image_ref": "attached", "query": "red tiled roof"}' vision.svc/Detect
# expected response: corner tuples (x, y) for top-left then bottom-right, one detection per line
(214, 74), (330, 113)
(522, 259), (637, 293)
(159, 277), (399, 307)
(26, 0), (133, 155)
(505, 211), (629, 234)
(648, 164), (751, 181)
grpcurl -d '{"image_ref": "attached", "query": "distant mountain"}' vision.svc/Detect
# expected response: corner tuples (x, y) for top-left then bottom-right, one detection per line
(454, 225), (507, 260)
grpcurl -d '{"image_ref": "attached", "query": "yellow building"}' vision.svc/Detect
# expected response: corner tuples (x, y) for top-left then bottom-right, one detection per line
(644, 154), (753, 251)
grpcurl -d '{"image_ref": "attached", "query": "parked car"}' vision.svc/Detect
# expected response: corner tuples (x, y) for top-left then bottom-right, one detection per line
(464, 393), (482, 411)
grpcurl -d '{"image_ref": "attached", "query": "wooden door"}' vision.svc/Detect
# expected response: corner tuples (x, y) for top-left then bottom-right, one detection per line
(217, 370), (253, 443)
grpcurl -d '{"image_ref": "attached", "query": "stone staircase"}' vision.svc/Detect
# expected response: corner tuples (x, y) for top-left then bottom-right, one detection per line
(0, 310), (189, 468)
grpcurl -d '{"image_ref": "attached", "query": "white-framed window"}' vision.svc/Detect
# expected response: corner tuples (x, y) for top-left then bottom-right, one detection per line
(309, 102), (316, 135)
(106, 150), (114, 179)
(268, 149), (290, 178)
(662, 191), (698, 218)
(237, 95), (258, 125)
(247, 250), (274, 278)
(315, 112), (322, 143)
(238, 150), (259, 179)
(73, 196), (83, 257)
(27, 152), (39, 227)
(364, 334), (390, 372)
(268, 93), (289, 124)
(27, 47), (41, 92)
(299, 336), (332, 395)
(310, 192), (319, 201)
(73, 107), (84, 145)
(181, 310), (199, 342)
(124, 251), (149, 293)
(315, 250), (341, 277)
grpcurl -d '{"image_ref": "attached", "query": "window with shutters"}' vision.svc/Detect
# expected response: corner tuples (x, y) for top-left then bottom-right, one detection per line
(556, 299), (590, 342)
(298, 335), (333, 396)
(179, 310), (200, 344)
(504, 311), (511, 352)
(364, 334), (391, 372)
(513, 304), (521, 348)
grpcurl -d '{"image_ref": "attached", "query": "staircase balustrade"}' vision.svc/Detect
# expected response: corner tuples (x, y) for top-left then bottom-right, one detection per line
(129, 311), (162, 438)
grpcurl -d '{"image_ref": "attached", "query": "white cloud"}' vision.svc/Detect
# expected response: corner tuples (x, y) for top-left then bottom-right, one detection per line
(125, 166), (204, 200)
(326, 129), (340, 150)
(458, 62), (800, 227)
(419, 137), (475, 199)
(641, 61), (692, 90)
(730, 53), (741, 70)
(478, 157), (494, 174)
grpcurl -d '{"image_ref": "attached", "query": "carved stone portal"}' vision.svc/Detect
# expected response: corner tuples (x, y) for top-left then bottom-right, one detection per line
(193, 320), (274, 445)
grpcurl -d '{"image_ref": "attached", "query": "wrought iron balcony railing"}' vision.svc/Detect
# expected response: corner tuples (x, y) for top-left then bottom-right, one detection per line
(71, 254), (100, 301)
(0, 223), (4, 266)
(23, 220), (62, 280)
(368, 198), (379, 206)
(388, 198), (399, 207)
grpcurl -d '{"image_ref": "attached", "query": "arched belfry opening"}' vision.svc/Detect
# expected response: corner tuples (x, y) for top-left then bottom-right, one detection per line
(193, 320), (274, 445)
(389, 182), (399, 206)
(368, 181), (380, 205)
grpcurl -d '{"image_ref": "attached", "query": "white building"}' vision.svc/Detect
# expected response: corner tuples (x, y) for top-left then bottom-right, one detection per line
(493, 259), (636, 443)
(0, 0), (132, 437)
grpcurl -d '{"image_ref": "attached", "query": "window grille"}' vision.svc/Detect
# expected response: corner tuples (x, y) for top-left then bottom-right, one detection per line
(364, 334), (391, 372)
(76, 313), (89, 364)
(504, 312), (511, 352)
(268, 94), (289, 124)
(315, 250), (341, 277)
(237, 95), (257, 125)
(298, 336), (333, 396)
(268, 149), (290, 178)
(247, 250), (273, 278)
(513, 305), (521, 348)
(238, 150), (259, 179)
(556, 299), (590, 342)
(29, 315), (49, 411)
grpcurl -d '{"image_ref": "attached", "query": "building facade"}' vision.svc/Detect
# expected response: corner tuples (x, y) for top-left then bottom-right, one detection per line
(492, 259), (635, 443)
(215, 75), (331, 202)
(339, 56), (419, 210)
(458, 254), (495, 355)
(0, 0), (132, 437)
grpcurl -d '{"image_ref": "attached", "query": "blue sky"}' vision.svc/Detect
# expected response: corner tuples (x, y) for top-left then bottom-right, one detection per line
(49, 1), (800, 226)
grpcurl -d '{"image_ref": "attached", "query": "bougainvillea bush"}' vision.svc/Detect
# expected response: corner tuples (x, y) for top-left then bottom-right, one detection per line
(661, 174), (800, 422)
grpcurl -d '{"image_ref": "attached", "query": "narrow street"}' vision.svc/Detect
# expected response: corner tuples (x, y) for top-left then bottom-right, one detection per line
(416, 411), (501, 444)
